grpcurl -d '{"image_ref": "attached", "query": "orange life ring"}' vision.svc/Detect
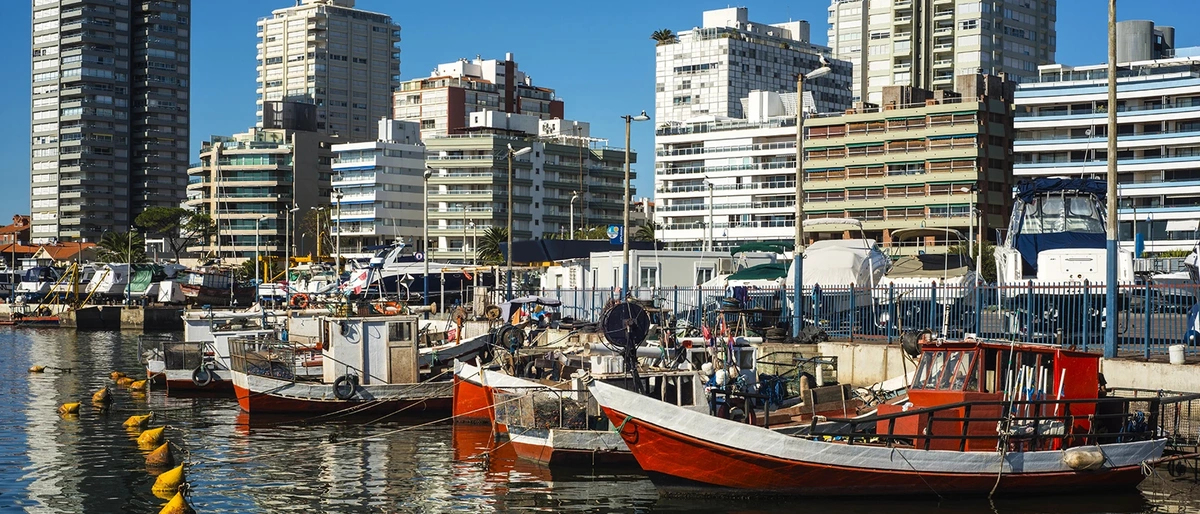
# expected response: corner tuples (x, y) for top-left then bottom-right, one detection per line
(290, 293), (310, 309)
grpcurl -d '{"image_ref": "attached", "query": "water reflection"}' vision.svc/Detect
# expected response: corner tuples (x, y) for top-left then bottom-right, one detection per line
(0, 329), (1196, 513)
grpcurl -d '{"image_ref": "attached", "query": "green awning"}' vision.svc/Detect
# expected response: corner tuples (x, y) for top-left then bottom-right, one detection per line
(926, 157), (973, 163)
(845, 142), (884, 148)
(731, 242), (789, 256)
(727, 263), (789, 281)
(929, 133), (977, 139)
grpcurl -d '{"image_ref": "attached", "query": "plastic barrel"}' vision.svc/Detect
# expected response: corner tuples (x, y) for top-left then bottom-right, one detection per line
(1169, 344), (1186, 365)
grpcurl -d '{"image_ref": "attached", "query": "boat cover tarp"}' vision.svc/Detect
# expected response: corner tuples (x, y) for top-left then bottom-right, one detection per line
(1016, 178), (1106, 203)
(887, 254), (971, 278)
(1015, 232), (1106, 272)
(727, 262), (789, 281)
(129, 269), (154, 293)
(731, 243), (789, 256)
(801, 239), (880, 287)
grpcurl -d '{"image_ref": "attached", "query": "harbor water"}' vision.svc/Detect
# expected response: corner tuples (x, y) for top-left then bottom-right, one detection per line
(2, 329), (1199, 513)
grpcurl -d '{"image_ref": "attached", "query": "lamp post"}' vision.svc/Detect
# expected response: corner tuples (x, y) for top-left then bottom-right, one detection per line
(462, 200), (469, 264)
(1104, 0), (1118, 358)
(470, 221), (477, 266)
(310, 206), (324, 260)
(506, 144), (533, 300)
(570, 192), (578, 240)
(705, 178), (714, 252)
(284, 204), (298, 308)
(423, 167), (432, 306)
(125, 227), (135, 305)
(793, 63), (831, 337)
(620, 110), (650, 298)
(333, 188), (343, 274)
(255, 214), (269, 304)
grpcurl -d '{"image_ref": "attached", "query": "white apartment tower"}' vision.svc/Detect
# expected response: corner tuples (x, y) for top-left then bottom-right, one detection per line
(827, 0), (1056, 105)
(655, 7), (853, 124)
(330, 119), (425, 259)
(256, 0), (400, 141)
(30, 0), (192, 244)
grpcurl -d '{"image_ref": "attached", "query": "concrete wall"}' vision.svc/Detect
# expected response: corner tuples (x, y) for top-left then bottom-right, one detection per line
(1100, 358), (1199, 392)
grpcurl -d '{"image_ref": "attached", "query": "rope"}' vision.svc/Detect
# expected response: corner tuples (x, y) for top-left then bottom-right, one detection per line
(891, 447), (943, 500)
(611, 414), (633, 434)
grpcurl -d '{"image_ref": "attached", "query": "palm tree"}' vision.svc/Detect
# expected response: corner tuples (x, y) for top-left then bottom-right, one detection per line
(650, 29), (678, 46)
(634, 222), (658, 242)
(96, 231), (147, 263)
(477, 227), (508, 265)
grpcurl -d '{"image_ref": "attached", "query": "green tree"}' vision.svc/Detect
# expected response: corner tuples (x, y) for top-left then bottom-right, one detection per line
(477, 227), (508, 265)
(96, 231), (147, 263)
(650, 28), (679, 46)
(948, 240), (997, 284)
(634, 222), (659, 242)
(134, 207), (215, 259)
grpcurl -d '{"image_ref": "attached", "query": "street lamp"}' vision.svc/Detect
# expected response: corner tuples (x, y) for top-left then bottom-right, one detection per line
(462, 198), (469, 264)
(469, 221), (477, 266)
(284, 205), (299, 308)
(506, 143), (533, 301)
(333, 188), (343, 274)
(620, 110), (650, 298)
(704, 178), (714, 252)
(793, 63), (831, 337)
(570, 191), (579, 240)
(961, 185), (979, 268)
(255, 214), (269, 304)
(423, 167), (433, 306)
(125, 226), (135, 305)
(310, 206), (325, 260)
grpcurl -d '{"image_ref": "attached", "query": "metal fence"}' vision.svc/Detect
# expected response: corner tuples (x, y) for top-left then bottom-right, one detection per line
(535, 282), (1200, 359)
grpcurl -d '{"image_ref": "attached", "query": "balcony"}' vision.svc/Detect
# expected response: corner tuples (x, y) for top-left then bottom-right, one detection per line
(894, 15), (912, 24)
(933, 59), (953, 68)
(933, 27), (953, 36)
(933, 10), (954, 18)
(893, 62), (912, 71)
(933, 43), (953, 52)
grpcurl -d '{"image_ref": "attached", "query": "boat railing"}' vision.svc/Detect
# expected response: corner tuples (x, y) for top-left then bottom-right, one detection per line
(1110, 388), (1200, 448)
(807, 392), (1200, 452)
(493, 386), (595, 431)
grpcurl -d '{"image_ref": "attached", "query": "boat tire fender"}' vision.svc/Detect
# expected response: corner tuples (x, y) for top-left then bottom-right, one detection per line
(192, 367), (213, 388)
(333, 374), (357, 400)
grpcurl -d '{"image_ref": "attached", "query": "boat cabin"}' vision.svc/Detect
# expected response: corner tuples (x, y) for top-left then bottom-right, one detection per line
(877, 338), (1100, 451)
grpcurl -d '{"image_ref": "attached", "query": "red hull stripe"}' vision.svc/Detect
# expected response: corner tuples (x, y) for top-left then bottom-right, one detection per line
(600, 406), (1147, 497)
(452, 375), (493, 423)
(233, 383), (451, 415)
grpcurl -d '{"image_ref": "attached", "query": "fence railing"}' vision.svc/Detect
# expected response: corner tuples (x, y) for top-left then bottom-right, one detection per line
(533, 282), (1200, 358)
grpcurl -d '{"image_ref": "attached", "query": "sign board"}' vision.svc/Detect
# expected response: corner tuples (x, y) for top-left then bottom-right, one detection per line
(414, 252), (425, 261)
(1165, 220), (1199, 233)
(607, 225), (623, 245)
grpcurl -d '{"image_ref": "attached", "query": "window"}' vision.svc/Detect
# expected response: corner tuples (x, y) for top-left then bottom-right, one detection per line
(695, 267), (714, 286)
(640, 267), (658, 288)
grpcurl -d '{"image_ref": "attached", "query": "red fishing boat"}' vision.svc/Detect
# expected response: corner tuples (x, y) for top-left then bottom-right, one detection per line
(590, 337), (1190, 497)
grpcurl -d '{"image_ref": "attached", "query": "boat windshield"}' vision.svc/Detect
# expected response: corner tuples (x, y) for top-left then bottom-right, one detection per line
(911, 350), (978, 391)
(1020, 194), (1104, 235)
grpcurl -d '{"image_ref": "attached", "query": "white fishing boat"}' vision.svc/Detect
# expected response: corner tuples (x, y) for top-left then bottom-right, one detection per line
(790, 218), (890, 322)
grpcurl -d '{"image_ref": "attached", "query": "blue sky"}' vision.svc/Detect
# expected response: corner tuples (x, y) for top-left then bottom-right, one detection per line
(5, 0), (1200, 221)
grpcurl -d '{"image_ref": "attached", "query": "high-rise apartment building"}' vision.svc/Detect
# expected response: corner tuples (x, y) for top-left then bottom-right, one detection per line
(393, 53), (564, 140)
(1014, 50), (1200, 253)
(656, 75), (1015, 253)
(187, 105), (337, 261)
(424, 112), (633, 262)
(655, 7), (853, 124)
(827, 0), (1056, 105)
(256, 0), (400, 141)
(330, 119), (425, 259)
(30, 0), (191, 244)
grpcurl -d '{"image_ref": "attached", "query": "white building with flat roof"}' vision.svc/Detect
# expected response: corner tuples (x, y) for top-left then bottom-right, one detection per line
(1015, 52), (1200, 253)
(331, 119), (425, 259)
(655, 7), (853, 124)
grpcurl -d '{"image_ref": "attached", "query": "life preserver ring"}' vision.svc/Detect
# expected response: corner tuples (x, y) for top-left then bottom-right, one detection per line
(333, 374), (357, 400)
(192, 367), (213, 388)
(290, 294), (310, 309)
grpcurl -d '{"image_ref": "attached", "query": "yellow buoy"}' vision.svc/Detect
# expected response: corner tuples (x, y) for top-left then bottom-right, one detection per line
(152, 464), (184, 496)
(123, 413), (152, 428)
(58, 402), (80, 415)
(129, 380), (148, 392)
(29, 365), (46, 373)
(146, 441), (174, 467)
(117, 377), (135, 387)
(138, 426), (165, 447)
(157, 491), (195, 514)
(110, 371), (126, 381)
(92, 386), (112, 404)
